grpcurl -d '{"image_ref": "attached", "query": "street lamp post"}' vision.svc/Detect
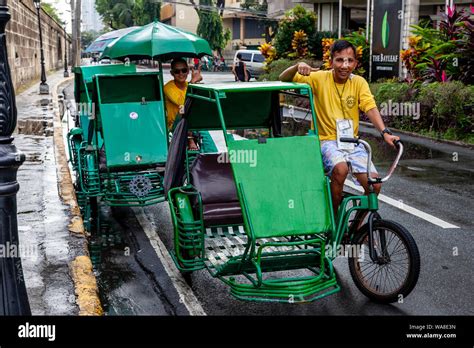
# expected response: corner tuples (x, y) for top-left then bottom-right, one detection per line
(0, 0), (31, 315)
(33, 0), (49, 95)
(64, 25), (69, 77)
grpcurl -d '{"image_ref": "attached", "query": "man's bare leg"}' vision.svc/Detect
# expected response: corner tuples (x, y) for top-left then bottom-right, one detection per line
(330, 162), (349, 217)
(354, 172), (382, 195)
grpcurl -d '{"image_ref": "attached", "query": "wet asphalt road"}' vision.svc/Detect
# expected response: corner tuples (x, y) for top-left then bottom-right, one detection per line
(62, 71), (474, 316)
(139, 131), (474, 315)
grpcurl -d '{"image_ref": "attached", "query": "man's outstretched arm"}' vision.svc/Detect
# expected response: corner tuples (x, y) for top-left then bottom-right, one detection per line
(279, 64), (299, 82)
(366, 107), (400, 147)
(279, 62), (317, 81)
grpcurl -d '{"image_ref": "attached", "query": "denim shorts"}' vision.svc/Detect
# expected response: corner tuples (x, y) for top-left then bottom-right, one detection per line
(321, 140), (378, 177)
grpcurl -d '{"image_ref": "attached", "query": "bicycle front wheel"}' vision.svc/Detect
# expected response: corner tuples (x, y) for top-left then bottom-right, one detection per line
(348, 219), (420, 303)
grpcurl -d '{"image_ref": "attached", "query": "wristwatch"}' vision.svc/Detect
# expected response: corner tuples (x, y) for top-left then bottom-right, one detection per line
(380, 127), (393, 138)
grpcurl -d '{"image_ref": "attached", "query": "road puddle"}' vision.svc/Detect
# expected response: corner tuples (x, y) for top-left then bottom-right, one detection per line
(361, 134), (473, 186)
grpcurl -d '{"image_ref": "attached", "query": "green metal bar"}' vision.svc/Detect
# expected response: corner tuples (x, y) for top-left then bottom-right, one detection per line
(325, 176), (337, 242)
(253, 238), (326, 287)
(368, 191), (379, 210)
(237, 183), (256, 264)
(219, 255), (341, 303)
(167, 186), (206, 272)
(186, 93), (216, 103)
(307, 86), (319, 136)
(213, 90), (228, 143)
(333, 194), (371, 252)
(158, 61), (169, 137)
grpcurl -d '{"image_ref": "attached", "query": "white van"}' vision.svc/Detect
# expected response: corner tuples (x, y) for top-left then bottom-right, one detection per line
(233, 49), (265, 78)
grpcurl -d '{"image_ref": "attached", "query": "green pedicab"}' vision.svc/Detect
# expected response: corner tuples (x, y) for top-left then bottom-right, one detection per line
(67, 21), (213, 232)
(68, 63), (168, 231)
(165, 81), (420, 303)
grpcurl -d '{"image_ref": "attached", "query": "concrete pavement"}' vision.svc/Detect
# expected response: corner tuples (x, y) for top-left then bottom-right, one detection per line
(15, 70), (101, 315)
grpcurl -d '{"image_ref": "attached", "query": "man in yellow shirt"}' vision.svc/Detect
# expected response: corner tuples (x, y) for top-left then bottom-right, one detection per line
(279, 40), (399, 215)
(164, 58), (202, 130)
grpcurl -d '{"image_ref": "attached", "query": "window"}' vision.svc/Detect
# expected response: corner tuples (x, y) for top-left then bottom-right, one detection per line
(240, 53), (252, 62)
(252, 53), (265, 63)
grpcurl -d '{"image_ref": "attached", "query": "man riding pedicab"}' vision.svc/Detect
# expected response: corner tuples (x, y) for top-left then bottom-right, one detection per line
(279, 39), (400, 215)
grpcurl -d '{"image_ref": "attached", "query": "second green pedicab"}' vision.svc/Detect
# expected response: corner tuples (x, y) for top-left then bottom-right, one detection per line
(164, 81), (420, 303)
(67, 21), (212, 233)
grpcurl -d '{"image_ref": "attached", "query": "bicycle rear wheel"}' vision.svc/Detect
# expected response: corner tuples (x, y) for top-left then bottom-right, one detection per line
(348, 219), (420, 303)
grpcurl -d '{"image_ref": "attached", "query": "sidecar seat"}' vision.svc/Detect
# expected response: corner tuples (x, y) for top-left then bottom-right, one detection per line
(190, 153), (243, 227)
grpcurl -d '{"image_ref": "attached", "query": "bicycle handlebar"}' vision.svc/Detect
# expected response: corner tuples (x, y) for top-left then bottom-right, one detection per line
(339, 137), (403, 184)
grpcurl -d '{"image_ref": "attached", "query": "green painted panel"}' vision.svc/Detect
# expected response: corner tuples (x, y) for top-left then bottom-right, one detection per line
(228, 135), (333, 239)
(97, 74), (161, 104)
(187, 90), (272, 130)
(74, 64), (136, 83)
(100, 102), (168, 168)
(186, 83), (312, 130)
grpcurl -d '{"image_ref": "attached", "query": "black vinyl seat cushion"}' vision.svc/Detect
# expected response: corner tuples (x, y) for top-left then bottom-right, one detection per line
(190, 153), (243, 226)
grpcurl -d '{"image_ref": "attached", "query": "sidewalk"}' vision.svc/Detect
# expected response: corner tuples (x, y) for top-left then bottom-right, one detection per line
(14, 70), (100, 315)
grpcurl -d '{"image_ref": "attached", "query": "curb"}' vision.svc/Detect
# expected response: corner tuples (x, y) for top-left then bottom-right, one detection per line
(360, 121), (474, 149)
(52, 75), (104, 316)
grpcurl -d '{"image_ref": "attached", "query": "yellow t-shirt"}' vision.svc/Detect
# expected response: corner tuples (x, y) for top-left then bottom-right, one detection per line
(163, 80), (188, 130)
(293, 70), (377, 141)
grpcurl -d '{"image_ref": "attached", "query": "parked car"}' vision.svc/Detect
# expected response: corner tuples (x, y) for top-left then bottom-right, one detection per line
(233, 49), (265, 78)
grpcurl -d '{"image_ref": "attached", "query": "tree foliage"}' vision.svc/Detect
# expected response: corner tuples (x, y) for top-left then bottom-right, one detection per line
(81, 30), (101, 49)
(401, 6), (474, 84)
(241, 0), (267, 13)
(190, 0), (231, 54)
(42, 2), (64, 25)
(95, 0), (161, 29)
(273, 5), (316, 58)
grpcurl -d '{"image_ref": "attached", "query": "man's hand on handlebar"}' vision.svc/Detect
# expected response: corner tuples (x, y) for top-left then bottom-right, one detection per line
(383, 133), (400, 148)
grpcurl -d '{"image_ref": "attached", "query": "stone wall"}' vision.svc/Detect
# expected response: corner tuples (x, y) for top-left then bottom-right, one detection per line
(5, 0), (71, 90)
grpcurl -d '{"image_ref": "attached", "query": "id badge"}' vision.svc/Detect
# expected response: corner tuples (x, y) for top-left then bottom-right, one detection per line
(336, 119), (355, 151)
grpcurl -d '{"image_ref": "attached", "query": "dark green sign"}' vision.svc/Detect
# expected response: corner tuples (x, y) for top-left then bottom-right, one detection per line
(371, 0), (403, 81)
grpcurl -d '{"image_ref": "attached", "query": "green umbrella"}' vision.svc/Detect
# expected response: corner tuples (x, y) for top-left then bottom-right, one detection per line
(85, 26), (140, 53)
(100, 21), (212, 62)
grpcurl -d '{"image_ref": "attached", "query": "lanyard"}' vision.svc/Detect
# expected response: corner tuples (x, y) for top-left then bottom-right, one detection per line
(333, 73), (348, 119)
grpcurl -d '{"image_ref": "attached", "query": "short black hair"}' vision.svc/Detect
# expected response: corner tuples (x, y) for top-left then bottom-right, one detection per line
(171, 58), (187, 69)
(236, 53), (242, 59)
(330, 40), (357, 58)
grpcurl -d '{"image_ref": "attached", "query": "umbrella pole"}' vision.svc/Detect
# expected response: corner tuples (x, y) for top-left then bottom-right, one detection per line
(158, 60), (168, 135)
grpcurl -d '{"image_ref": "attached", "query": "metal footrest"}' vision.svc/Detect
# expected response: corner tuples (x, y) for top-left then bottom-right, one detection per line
(227, 271), (340, 303)
(203, 226), (299, 270)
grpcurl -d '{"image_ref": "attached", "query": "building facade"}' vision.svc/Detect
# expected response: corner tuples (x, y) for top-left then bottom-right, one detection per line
(81, 0), (104, 32)
(161, 0), (268, 62)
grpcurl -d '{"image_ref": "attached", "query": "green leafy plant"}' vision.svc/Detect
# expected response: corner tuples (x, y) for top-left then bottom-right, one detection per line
(257, 58), (322, 81)
(343, 29), (370, 78)
(456, 6), (474, 84)
(96, 0), (162, 29)
(273, 5), (317, 59)
(401, 6), (473, 83)
(191, 0), (231, 55)
(370, 81), (474, 142)
(309, 31), (337, 59)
